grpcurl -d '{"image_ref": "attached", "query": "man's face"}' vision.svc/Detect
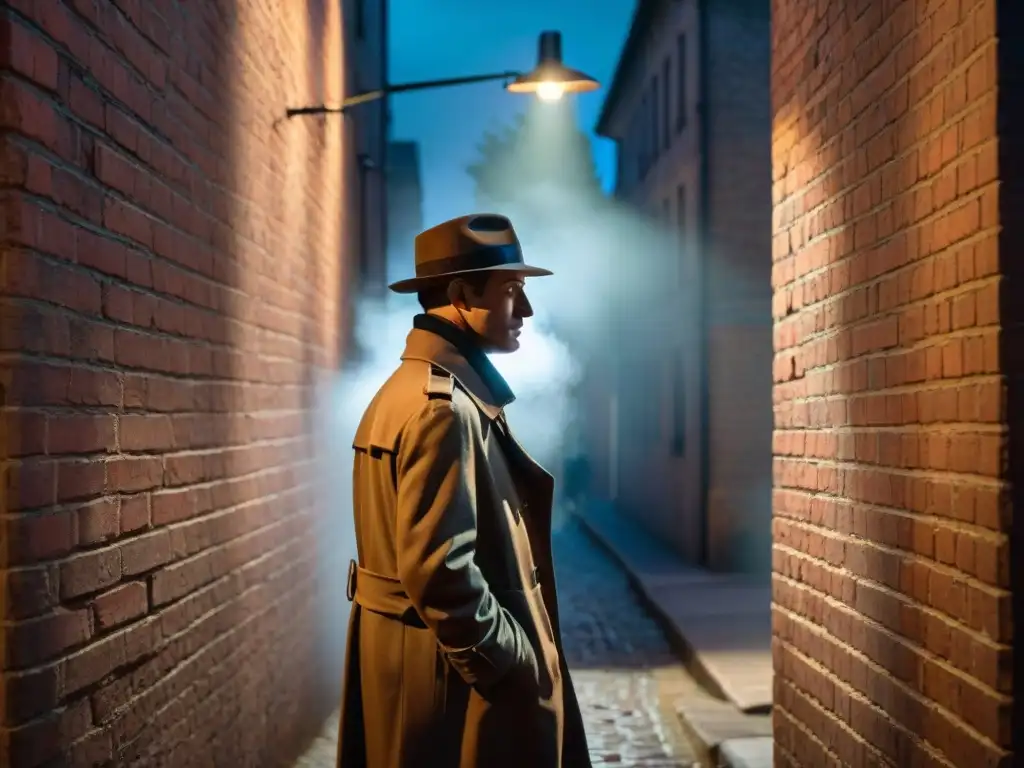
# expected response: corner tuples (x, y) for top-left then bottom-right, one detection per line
(457, 271), (534, 353)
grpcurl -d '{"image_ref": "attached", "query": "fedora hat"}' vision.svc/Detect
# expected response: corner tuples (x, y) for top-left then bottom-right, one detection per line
(388, 213), (553, 293)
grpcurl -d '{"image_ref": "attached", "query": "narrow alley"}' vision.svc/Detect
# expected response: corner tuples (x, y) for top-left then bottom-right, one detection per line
(293, 519), (700, 767)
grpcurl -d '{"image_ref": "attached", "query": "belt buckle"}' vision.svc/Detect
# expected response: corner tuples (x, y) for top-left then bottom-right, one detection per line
(346, 559), (357, 602)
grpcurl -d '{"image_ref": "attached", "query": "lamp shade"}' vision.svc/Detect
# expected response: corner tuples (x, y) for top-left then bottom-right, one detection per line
(506, 31), (599, 97)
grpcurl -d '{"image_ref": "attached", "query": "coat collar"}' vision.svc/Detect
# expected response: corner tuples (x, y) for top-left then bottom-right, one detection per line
(401, 314), (515, 421)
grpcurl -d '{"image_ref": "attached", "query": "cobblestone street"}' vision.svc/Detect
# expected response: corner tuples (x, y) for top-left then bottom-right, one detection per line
(294, 517), (698, 767)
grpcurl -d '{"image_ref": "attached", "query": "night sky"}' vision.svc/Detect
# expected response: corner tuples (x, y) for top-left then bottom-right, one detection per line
(388, 0), (635, 227)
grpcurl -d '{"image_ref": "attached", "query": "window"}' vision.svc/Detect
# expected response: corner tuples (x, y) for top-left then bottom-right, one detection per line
(676, 34), (687, 132)
(662, 57), (671, 151)
(650, 77), (659, 162)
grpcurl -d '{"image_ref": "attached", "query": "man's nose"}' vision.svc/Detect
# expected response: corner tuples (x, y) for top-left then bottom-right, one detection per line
(515, 291), (534, 318)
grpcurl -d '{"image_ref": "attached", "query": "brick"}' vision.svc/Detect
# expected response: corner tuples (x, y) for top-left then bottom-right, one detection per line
(120, 529), (172, 576)
(4, 664), (60, 725)
(92, 581), (148, 630)
(48, 414), (117, 455)
(76, 498), (119, 545)
(0, 18), (60, 91)
(0, 409), (47, 458)
(6, 608), (92, 668)
(56, 458), (107, 501)
(62, 629), (128, 696)
(4, 565), (59, 620)
(119, 413), (176, 452)
(5, 509), (74, 564)
(119, 494), (151, 533)
(60, 547), (121, 599)
(106, 455), (163, 493)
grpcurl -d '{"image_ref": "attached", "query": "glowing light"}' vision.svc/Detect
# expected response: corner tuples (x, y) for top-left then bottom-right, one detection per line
(536, 81), (565, 102)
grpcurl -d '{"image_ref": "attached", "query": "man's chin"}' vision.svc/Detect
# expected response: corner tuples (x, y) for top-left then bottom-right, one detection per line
(492, 339), (519, 354)
(489, 334), (520, 354)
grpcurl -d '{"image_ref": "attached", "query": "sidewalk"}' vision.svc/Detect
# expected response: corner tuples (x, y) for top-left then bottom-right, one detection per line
(574, 502), (774, 768)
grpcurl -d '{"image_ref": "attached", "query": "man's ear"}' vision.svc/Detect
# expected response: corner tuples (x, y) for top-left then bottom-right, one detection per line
(446, 279), (468, 309)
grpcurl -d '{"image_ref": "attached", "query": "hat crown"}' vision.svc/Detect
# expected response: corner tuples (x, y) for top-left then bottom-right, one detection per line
(388, 212), (551, 293)
(414, 214), (520, 267)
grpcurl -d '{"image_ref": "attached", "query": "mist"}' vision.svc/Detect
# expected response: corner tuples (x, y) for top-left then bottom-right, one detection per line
(311, 101), (690, 699)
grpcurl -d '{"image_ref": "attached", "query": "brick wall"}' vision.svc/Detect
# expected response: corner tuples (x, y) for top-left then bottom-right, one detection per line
(771, 1), (1015, 766)
(0, 0), (360, 764)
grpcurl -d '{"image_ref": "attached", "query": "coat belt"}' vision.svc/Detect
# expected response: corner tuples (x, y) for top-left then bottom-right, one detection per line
(346, 560), (423, 625)
(346, 559), (542, 626)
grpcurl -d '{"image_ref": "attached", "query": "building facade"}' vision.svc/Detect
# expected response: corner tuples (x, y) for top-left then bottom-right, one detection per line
(0, 0), (386, 764)
(347, 0), (391, 301)
(592, 0), (773, 574)
(385, 140), (425, 285)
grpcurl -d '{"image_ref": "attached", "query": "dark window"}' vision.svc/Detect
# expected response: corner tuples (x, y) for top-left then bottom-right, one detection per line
(651, 74), (660, 161)
(676, 34), (687, 132)
(662, 57), (671, 151)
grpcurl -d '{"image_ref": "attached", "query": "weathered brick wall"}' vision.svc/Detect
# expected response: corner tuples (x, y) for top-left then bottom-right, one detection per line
(771, 1), (1014, 765)
(0, 0), (355, 764)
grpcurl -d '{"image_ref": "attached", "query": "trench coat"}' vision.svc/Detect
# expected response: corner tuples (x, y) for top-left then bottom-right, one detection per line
(336, 318), (591, 768)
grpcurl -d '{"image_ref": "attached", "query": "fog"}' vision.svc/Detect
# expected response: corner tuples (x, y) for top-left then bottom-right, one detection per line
(311, 100), (689, 701)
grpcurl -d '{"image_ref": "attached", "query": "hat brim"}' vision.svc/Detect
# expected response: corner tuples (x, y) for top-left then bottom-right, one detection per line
(388, 263), (553, 294)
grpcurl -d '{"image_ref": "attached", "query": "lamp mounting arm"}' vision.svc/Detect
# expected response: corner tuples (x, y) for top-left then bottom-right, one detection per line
(286, 70), (522, 118)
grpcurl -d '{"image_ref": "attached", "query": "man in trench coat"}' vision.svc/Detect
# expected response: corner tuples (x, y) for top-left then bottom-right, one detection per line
(336, 213), (591, 767)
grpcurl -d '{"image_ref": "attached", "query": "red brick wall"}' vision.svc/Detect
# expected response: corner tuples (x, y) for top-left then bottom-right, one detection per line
(771, 1), (1014, 766)
(0, 1), (359, 764)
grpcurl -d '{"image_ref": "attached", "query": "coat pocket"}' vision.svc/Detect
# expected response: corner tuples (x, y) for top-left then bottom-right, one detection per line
(495, 585), (561, 700)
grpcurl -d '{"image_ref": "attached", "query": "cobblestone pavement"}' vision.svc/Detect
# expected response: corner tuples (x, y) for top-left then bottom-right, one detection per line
(293, 518), (699, 767)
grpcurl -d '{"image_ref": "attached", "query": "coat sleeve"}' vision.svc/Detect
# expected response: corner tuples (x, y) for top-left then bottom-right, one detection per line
(395, 399), (538, 691)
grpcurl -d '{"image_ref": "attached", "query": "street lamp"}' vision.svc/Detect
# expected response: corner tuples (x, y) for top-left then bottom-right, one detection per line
(285, 31), (599, 118)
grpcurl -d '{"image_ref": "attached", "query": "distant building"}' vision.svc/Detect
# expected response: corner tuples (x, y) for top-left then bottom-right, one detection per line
(346, 0), (390, 299)
(386, 141), (425, 286)
(588, 0), (773, 574)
